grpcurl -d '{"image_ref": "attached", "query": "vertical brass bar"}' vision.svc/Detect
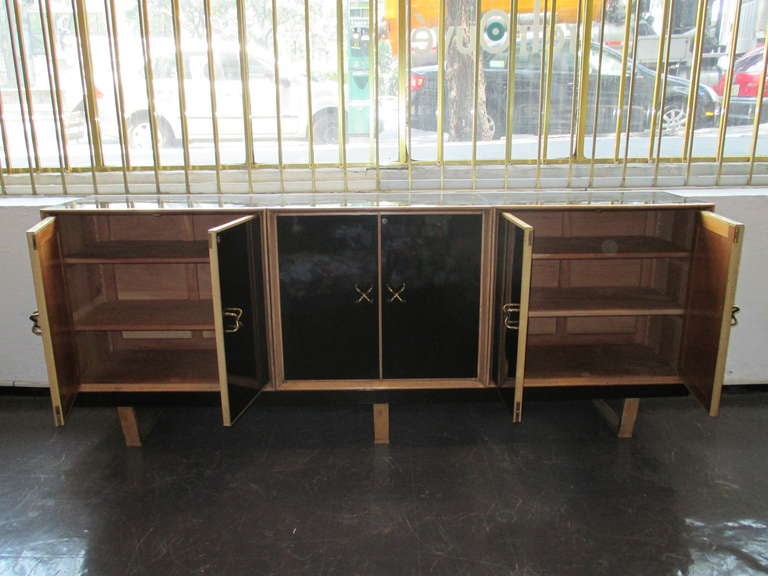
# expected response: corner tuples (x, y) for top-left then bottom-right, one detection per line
(4, 0), (36, 192)
(588, 0), (607, 184)
(73, 0), (104, 170)
(270, 0), (286, 192)
(470, 0), (482, 186)
(436, 0), (446, 182)
(534, 0), (550, 187)
(370, 0), (380, 183)
(620, 0), (643, 184)
(652, 0), (675, 184)
(0, 88), (7, 191)
(69, 0), (97, 192)
(541, 0), (557, 163)
(104, 0), (129, 192)
(0, 88), (11, 175)
(202, 0), (222, 193)
(170, 0), (191, 193)
(236, 0), (254, 192)
(405, 0), (412, 186)
(302, 0), (316, 187)
(566, 0), (584, 184)
(715, 0), (744, 184)
(682, 0), (708, 180)
(37, 0), (67, 192)
(137, 0), (161, 192)
(397, 0), (408, 166)
(336, 0), (349, 190)
(647, 0), (673, 160)
(612, 0), (633, 160)
(503, 0), (518, 185)
(44, 0), (71, 171)
(747, 40), (768, 183)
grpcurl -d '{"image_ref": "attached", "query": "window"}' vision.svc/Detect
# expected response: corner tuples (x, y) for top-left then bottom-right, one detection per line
(0, 0), (766, 194)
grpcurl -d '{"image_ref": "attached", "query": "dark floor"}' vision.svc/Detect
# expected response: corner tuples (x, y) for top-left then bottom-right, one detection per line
(1, 392), (768, 576)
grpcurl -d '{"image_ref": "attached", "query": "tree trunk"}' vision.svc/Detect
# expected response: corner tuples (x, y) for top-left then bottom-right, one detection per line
(445, 0), (495, 141)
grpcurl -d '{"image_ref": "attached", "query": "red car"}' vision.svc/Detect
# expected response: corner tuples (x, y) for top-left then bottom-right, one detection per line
(713, 44), (768, 124)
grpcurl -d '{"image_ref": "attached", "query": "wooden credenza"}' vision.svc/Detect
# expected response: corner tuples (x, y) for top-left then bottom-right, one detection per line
(27, 192), (743, 433)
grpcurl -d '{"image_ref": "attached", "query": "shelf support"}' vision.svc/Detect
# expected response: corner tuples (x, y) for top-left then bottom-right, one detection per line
(117, 406), (142, 447)
(592, 398), (639, 439)
(373, 403), (389, 445)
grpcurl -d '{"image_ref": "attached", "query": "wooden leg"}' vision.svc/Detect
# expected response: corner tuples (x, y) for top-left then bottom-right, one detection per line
(373, 403), (389, 445)
(617, 398), (640, 439)
(117, 407), (142, 447)
(592, 398), (639, 439)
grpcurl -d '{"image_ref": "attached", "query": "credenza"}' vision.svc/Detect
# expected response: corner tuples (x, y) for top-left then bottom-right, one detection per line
(27, 191), (743, 442)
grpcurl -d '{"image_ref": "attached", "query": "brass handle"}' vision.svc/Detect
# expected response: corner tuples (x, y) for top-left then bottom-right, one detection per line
(354, 284), (374, 304)
(386, 282), (406, 303)
(731, 305), (740, 327)
(223, 307), (244, 334)
(29, 310), (42, 336)
(503, 303), (520, 330)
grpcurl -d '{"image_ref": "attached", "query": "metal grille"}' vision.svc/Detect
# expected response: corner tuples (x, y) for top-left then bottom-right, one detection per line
(0, 0), (766, 194)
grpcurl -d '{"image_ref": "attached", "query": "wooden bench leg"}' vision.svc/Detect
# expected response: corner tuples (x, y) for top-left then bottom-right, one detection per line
(592, 398), (639, 439)
(373, 403), (389, 445)
(117, 407), (142, 447)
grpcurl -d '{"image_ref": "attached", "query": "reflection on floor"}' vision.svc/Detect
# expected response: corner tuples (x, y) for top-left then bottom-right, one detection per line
(1, 391), (767, 575)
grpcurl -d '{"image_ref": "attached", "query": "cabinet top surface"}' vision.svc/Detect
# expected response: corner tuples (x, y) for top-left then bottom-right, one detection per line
(43, 191), (706, 212)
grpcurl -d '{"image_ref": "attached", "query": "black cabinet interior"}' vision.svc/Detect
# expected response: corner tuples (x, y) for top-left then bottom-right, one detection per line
(277, 215), (379, 380)
(381, 214), (482, 379)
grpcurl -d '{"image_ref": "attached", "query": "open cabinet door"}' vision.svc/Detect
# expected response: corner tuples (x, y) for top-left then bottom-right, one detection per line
(681, 211), (744, 416)
(210, 214), (270, 426)
(494, 212), (534, 423)
(27, 217), (78, 426)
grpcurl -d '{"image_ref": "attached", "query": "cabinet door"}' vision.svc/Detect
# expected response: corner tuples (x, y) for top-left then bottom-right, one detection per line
(27, 217), (79, 426)
(381, 214), (483, 379)
(680, 211), (744, 416)
(277, 215), (378, 380)
(493, 213), (533, 423)
(210, 215), (270, 426)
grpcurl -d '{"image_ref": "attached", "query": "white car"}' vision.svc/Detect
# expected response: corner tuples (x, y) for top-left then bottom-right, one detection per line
(79, 46), (342, 148)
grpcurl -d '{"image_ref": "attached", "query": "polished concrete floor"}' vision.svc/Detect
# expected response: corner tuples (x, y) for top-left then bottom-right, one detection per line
(1, 391), (768, 576)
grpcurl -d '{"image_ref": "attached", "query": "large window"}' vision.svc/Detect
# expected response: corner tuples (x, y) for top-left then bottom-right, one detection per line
(0, 0), (766, 193)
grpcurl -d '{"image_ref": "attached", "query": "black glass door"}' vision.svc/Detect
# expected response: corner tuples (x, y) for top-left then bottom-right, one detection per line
(211, 215), (270, 425)
(381, 214), (483, 379)
(278, 215), (378, 380)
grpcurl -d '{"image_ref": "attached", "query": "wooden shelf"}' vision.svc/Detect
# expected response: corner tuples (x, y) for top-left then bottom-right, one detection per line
(73, 300), (214, 331)
(79, 349), (219, 392)
(529, 287), (685, 317)
(524, 344), (682, 387)
(533, 236), (690, 259)
(65, 241), (208, 263)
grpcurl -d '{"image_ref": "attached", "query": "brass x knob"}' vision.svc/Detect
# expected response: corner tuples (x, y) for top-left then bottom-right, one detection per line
(354, 284), (374, 304)
(386, 282), (407, 303)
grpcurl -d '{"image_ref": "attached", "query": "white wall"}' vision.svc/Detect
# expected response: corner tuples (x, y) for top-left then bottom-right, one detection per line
(682, 191), (768, 385)
(0, 199), (60, 386)
(1, 192), (765, 387)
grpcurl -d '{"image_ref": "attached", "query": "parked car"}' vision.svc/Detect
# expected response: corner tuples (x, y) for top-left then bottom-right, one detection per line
(410, 43), (719, 137)
(69, 45), (342, 148)
(712, 44), (768, 125)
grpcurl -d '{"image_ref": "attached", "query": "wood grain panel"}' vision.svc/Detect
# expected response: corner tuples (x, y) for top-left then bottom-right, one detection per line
(27, 217), (79, 426)
(680, 212), (744, 416)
